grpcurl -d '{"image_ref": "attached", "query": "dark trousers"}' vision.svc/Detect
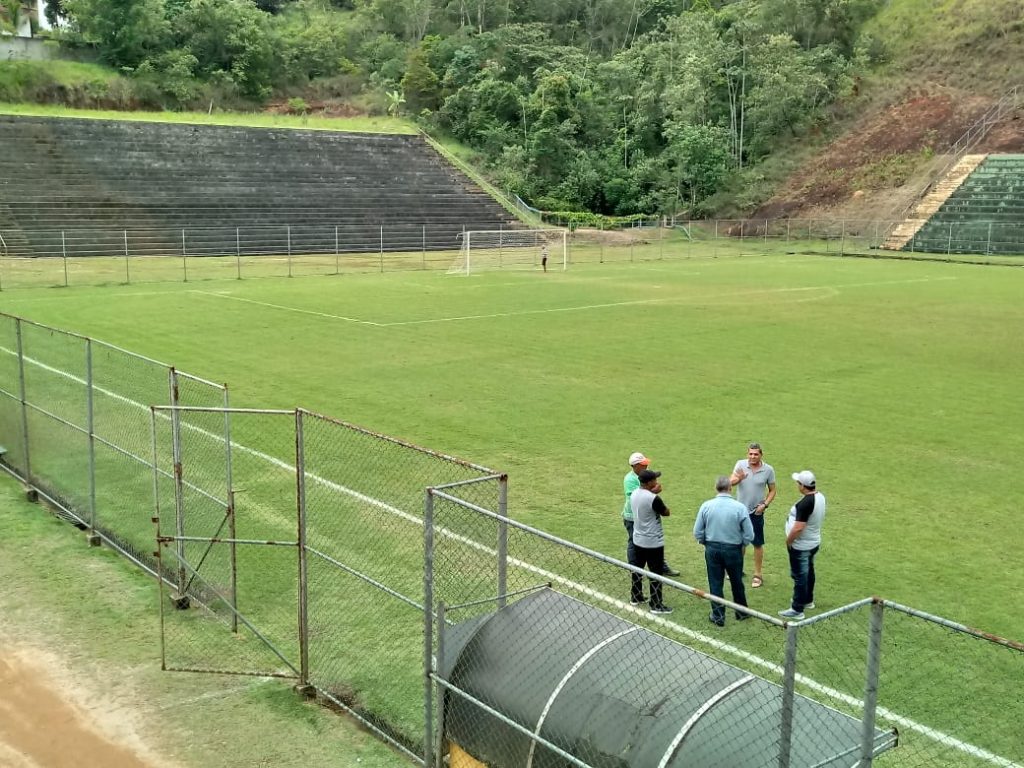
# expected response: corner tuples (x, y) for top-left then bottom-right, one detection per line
(787, 545), (820, 612)
(705, 542), (747, 623)
(625, 519), (672, 574)
(631, 544), (666, 608)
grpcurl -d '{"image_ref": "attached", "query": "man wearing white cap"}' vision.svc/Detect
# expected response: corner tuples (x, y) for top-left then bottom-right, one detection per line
(623, 452), (679, 580)
(779, 470), (826, 620)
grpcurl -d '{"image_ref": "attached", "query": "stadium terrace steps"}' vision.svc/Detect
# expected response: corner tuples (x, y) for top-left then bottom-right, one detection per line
(896, 154), (1024, 255)
(0, 115), (520, 258)
(882, 154), (988, 251)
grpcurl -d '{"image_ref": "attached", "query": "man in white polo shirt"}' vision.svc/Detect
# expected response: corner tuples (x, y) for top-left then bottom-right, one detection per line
(779, 470), (826, 620)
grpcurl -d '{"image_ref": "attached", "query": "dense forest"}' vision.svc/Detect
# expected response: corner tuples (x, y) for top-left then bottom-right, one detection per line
(45, 0), (886, 215)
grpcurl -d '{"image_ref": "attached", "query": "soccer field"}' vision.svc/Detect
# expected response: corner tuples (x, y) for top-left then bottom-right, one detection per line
(2, 251), (1022, 642)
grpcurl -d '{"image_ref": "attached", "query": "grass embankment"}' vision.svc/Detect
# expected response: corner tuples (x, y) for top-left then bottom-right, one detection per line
(0, 97), (417, 133)
(0, 472), (408, 768)
(865, 0), (1024, 94)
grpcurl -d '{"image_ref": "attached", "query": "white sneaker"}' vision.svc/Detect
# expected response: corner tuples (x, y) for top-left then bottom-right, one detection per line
(804, 602), (815, 610)
(629, 599), (645, 606)
(778, 608), (804, 620)
(650, 605), (674, 615)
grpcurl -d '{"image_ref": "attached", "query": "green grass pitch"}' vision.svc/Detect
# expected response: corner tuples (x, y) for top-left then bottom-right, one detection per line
(2, 249), (1022, 763)
(3, 251), (1020, 640)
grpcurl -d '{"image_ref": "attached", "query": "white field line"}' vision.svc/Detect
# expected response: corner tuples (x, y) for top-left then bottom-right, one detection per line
(189, 276), (956, 328)
(2, 344), (1016, 767)
(189, 290), (381, 326)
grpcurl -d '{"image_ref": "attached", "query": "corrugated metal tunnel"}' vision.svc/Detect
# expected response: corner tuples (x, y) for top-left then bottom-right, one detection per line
(438, 589), (897, 768)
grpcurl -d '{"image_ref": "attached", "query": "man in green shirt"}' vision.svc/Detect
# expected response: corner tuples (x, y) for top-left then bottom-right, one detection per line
(623, 452), (679, 578)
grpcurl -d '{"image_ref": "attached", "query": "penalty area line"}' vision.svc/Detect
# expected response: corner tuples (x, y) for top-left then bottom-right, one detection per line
(189, 290), (381, 326)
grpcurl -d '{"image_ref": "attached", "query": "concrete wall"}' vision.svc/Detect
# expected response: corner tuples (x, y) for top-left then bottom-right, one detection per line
(0, 35), (54, 61)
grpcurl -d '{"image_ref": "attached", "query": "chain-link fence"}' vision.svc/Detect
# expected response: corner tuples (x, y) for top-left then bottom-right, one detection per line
(3, 218), (1020, 290)
(426, 490), (1022, 768)
(2, 315), (1021, 767)
(0, 312), (226, 575)
(149, 405), (503, 762)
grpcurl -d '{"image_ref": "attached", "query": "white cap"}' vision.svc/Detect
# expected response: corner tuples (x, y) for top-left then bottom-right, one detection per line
(791, 470), (816, 488)
(628, 452), (650, 467)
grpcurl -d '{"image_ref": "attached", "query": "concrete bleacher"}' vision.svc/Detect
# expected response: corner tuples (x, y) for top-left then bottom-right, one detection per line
(906, 154), (1024, 255)
(0, 116), (519, 258)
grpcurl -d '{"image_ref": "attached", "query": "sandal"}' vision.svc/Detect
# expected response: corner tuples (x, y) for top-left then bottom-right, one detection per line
(751, 575), (763, 588)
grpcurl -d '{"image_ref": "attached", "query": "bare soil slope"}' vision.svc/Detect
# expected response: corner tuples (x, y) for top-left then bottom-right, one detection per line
(753, 0), (1024, 221)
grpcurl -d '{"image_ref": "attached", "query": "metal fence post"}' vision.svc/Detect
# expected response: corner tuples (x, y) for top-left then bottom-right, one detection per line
(659, 221), (664, 260)
(169, 368), (186, 602)
(124, 230), (130, 283)
(841, 219), (847, 256)
(380, 225), (384, 273)
(295, 409), (310, 687)
(287, 225), (293, 277)
(236, 227), (241, 281)
(497, 475), (508, 608)
(335, 226), (340, 275)
(859, 599), (885, 767)
(182, 229), (189, 282)
(765, 218), (769, 245)
(422, 224), (426, 270)
(778, 624), (799, 768)
(948, 222), (953, 256)
(15, 319), (32, 487)
(434, 601), (447, 768)
(85, 338), (97, 539)
(62, 231), (69, 287)
(987, 222), (993, 255)
(423, 488), (436, 767)
(787, 219), (791, 244)
(223, 387), (237, 632)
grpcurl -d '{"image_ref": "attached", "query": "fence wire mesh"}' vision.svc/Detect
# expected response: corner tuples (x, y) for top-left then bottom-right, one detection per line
(2, 218), (1020, 291)
(0, 312), (227, 577)
(2, 314), (1021, 768)
(426, 494), (1022, 768)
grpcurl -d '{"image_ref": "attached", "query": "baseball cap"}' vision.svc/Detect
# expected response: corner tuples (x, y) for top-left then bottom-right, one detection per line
(628, 452), (650, 467)
(791, 470), (816, 488)
(637, 469), (662, 484)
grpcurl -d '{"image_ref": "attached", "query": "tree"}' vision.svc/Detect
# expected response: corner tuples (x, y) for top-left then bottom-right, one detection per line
(401, 45), (441, 112)
(173, 0), (277, 98)
(61, 0), (170, 68)
(663, 122), (732, 211)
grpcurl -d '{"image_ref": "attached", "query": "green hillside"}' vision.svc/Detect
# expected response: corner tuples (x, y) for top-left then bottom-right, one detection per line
(1, 0), (1021, 218)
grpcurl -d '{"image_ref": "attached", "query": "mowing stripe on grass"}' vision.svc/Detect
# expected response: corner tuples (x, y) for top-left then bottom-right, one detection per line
(4, 338), (1015, 768)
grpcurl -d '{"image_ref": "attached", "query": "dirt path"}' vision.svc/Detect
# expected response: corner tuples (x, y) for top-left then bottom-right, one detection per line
(0, 641), (167, 768)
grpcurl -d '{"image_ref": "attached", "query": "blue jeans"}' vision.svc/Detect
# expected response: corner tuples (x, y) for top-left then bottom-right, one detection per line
(787, 545), (819, 612)
(705, 542), (747, 623)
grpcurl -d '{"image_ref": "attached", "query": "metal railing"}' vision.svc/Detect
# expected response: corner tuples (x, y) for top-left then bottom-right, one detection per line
(889, 84), (1023, 230)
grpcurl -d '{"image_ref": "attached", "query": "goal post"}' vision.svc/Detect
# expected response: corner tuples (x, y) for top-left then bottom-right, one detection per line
(449, 229), (568, 275)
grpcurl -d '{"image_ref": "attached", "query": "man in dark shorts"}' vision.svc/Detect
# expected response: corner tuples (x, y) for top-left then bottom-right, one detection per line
(730, 442), (776, 588)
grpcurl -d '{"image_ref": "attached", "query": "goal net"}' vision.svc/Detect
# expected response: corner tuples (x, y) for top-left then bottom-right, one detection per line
(449, 229), (567, 275)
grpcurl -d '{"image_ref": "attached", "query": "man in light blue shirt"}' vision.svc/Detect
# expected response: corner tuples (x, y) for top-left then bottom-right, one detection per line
(694, 476), (755, 626)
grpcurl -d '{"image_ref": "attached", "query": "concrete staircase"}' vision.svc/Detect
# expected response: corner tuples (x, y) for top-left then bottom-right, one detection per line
(906, 154), (1024, 255)
(882, 154), (987, 250)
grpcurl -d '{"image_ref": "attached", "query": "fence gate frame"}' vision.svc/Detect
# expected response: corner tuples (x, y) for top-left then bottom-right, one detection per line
(150, 405), (306, 682)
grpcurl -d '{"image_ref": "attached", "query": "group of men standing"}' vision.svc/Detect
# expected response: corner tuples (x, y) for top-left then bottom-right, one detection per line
(622, 443), (826, 625)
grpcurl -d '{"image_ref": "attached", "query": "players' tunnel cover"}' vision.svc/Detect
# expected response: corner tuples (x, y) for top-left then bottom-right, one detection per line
(439, 588), (896, 768)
